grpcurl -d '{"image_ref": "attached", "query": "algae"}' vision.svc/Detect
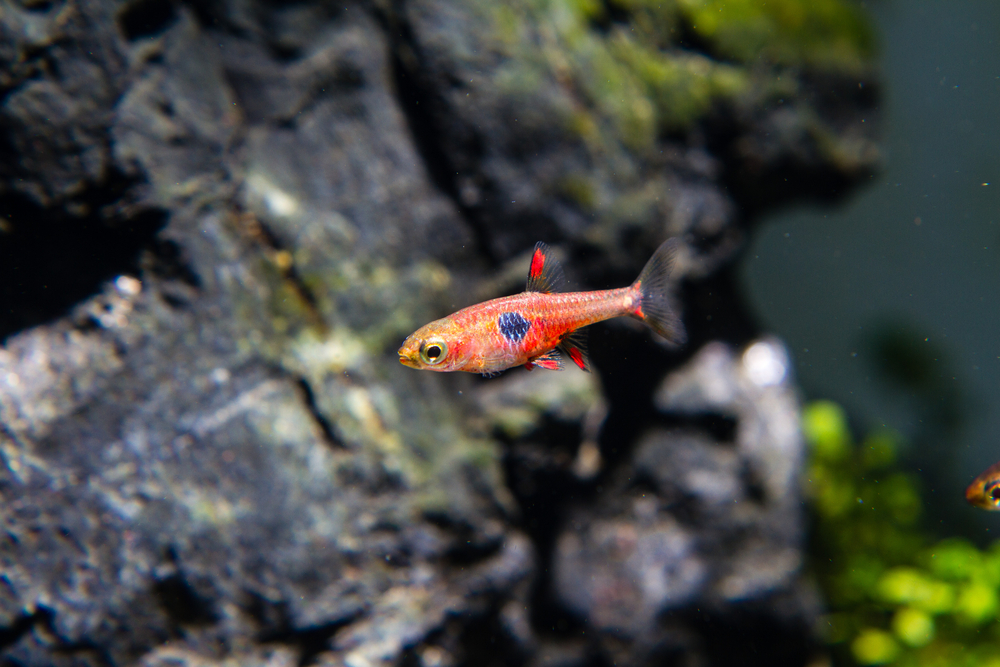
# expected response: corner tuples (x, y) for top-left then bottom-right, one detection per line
(489, 0), (874, 153)
(677, 0), (875, 71)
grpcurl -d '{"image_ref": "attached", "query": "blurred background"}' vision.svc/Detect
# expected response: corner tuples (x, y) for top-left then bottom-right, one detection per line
(742, 0), (1000, 539)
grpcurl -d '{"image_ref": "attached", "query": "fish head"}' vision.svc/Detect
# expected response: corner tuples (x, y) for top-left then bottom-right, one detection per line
(965, 462), (1000, 510)
(398, 317), (471, 372)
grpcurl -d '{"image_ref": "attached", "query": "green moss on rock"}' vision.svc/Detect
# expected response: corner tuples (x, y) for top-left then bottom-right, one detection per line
(677, 0), (876, 71)
(489, 0), (874, 154)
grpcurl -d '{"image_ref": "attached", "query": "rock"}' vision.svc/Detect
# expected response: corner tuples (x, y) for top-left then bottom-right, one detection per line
(1, 0), (877, 665)
(551, 340), (815, 665)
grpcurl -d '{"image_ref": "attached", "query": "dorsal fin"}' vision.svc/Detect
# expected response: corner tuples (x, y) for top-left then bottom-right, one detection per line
(525, 242), (565, 293)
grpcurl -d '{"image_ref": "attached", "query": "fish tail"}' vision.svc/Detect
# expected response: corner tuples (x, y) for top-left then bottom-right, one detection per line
(628, 239), (686, 345)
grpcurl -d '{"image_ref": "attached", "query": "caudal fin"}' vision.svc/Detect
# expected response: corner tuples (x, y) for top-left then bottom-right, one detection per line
(629, 239), (686, 345)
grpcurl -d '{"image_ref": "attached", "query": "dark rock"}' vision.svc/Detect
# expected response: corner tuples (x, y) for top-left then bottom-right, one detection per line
(547, 340), (816, 665)
(0, 0), (127, 204)
(1, 0), (877, 665)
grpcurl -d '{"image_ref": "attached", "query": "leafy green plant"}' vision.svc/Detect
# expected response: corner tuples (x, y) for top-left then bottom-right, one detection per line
(803, 401), (1000, 666)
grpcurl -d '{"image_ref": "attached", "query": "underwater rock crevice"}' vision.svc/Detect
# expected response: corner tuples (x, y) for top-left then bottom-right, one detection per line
(0, 183), (168, 343)
(379, 1), (498, 266)
(654, 412), (739, 444)
(0, 605), (114, 666)
(153, 548), (221, 630)
(293, 377), (348, 450)
(117, 0), (181, 42)
(256, 612), (362, 667)
(231, 211), (327, 330)
(144, 235), (202, 291)
(0, 610), (39, 653)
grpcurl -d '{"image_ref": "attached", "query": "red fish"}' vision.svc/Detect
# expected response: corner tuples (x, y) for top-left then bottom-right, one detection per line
(398, 240), (685, 375)
(966, 461), (1000, 510)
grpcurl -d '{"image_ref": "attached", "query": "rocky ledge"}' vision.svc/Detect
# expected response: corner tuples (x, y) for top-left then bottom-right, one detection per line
(0, 1), (878, 665)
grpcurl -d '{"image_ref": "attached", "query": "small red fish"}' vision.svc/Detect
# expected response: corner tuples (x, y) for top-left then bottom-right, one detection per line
(398, 240), (685, 375)
(966, 461), (1000, 510)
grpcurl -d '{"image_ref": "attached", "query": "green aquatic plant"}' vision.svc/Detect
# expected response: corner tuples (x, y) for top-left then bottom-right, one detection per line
(803, 401), (1000, 666)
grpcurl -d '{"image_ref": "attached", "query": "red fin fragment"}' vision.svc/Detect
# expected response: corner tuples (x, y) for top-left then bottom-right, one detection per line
(530, 248), (545, 279)
(529, 348), (564, 371)
(525, 242), (566, 293)
(524, 361), (535, 371)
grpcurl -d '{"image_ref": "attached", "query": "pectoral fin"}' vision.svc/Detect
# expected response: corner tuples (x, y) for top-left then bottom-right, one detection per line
(528, 348), (564, 371)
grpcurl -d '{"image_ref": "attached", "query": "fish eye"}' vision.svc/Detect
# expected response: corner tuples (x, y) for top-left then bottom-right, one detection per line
(419, 339), (448, 365)
(989, 483), (1000, 505)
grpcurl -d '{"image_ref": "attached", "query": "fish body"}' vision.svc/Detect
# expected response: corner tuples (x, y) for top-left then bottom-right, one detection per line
(966, 461), (1000, 510)
(398, 239), (685, 375)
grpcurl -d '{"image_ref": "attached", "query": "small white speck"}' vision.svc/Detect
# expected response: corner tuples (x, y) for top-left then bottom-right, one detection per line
(115, 275), (142, 296)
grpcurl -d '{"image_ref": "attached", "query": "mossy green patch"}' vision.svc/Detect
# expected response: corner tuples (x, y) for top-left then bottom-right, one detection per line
(608, 33), (748, 131)
(677, 0), (875, 71)
(490, 0), (754, 151)
(489, 0), (874, 153)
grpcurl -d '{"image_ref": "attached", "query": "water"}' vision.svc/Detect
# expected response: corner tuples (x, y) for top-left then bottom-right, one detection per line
(740, 0), (1000, 536)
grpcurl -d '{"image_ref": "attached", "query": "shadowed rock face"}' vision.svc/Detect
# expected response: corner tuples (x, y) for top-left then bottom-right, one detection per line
(0, 1), (877, 665)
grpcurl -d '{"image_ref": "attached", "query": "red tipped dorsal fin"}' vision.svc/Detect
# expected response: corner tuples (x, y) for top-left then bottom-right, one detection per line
(558, 329), (590, 372)
(628, 239), (686, 345)
(525, 242), (566, 293)
(529, 348), (564, 371)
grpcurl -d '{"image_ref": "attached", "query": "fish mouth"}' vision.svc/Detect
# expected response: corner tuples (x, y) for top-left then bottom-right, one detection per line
(398, 349), (419, 368)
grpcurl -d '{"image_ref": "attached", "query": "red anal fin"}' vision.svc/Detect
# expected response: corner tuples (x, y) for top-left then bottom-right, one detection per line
(558, 328), (591, 372)
(528, 348), (564, 371)
(525, 242), (566, 293)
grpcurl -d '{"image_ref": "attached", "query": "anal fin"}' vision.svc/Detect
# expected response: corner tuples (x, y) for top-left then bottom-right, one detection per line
(528, 348), (564, 371)
(558, 329), (591, 372)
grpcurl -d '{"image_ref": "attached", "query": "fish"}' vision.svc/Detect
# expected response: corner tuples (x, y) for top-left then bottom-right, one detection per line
(398, 239), (685, 375)
(966, 461), (1000, 510)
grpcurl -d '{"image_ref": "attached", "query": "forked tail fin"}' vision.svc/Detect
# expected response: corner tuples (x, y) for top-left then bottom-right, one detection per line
(629, 239), (686, 345)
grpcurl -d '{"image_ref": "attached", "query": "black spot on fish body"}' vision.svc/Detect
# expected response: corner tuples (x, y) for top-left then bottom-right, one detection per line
(498, 312), (530, 342)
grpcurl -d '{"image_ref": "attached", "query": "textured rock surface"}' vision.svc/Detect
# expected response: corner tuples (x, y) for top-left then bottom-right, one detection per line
(0, 0), (877, 665)
(550, 340), (809, 665)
